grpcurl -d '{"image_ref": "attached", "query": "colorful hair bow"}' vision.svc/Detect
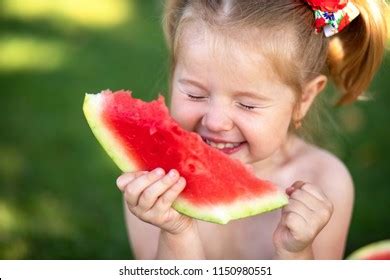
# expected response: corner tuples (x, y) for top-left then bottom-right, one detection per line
(305, 0), (360, 37)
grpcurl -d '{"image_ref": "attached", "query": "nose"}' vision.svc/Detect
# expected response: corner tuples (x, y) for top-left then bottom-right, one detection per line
(201, 103), (234, 132)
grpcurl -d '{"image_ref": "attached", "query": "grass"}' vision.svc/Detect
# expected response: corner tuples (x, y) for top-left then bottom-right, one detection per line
(0, 1), (389, 259)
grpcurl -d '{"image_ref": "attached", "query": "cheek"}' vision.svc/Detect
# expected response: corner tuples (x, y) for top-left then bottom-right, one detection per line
(169, 91), (202, 131)
(266, 102), (294, 129)
(271, 108), (294, 134)
(240, 106), (294, 146)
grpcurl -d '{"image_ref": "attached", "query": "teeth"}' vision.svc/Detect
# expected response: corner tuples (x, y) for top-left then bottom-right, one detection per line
(204, 139), (241, 149)
(217, 143), (225, 149)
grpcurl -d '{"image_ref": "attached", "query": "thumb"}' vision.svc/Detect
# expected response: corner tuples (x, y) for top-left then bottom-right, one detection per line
(285, 181), (306, 196)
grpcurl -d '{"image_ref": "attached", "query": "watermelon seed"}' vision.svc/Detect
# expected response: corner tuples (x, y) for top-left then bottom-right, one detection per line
(188, 164), (195, 173)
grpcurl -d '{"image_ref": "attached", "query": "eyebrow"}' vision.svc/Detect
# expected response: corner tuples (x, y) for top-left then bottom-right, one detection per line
(233, 90), (271, 102)
(178, 78), (208, 92)
(178, 78), (270, 101)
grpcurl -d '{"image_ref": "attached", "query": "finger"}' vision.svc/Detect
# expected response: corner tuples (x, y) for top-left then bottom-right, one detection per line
(152, 176), (187, 213)
(116, 171), (148, 191)
(290, 189), (324, 212)
(301, 184), (333, 220)
(284, 211), (308, 234)
(286, 181), (306, 196)
(301, 183), (328, 202)
(137, 169), (181, 211)
(124, 168), (165, 207)
(284, 198), (313, 222)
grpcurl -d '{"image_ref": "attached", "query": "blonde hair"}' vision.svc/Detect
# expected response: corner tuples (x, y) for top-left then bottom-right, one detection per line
(162, 0), (388, 105)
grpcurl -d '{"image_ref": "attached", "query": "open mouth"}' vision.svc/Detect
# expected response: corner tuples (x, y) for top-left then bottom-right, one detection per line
(201, 137), (246, 154)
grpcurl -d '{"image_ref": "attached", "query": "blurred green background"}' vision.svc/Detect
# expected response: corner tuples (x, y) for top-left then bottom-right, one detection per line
(0, 0), (389, 259)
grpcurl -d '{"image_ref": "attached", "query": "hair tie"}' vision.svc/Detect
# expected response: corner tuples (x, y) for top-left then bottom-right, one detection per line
(305, 0), (360, 37)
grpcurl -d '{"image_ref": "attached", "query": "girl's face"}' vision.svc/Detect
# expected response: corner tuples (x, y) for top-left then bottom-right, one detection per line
(170, 28), (296, 167)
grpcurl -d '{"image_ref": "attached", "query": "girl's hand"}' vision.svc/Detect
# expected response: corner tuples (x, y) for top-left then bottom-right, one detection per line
(273, 181), (333, 257)
(116, 168), (193, 235)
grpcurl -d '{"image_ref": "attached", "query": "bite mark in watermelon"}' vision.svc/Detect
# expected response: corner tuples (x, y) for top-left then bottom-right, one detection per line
(347, 240), (390, 260)
(83, 89), (288, 224)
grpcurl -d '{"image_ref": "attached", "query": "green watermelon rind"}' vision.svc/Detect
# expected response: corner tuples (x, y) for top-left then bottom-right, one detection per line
(83, 92), (140, 172)
(83, 91), (288, 224)
(174, 194), (288, 224)
(347, 240), (390, 260)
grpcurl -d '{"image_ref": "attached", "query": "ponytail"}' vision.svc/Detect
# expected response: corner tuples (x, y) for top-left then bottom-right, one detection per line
(327, 0), (388, 105)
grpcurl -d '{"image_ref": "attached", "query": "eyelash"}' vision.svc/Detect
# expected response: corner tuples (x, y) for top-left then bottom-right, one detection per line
(239, 103), (256, 110)
(186, 94), (257, 111)
(186, 94), (205, 101)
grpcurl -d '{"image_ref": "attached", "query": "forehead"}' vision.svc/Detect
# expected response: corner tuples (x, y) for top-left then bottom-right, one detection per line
(174, 22), (293, 95)
(179, 24), (269, 74)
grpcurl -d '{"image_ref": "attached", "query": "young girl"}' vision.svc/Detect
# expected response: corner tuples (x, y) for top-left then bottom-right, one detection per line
(115, 0), (388, 259)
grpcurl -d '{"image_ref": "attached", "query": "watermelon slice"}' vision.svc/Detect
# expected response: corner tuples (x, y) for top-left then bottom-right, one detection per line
(83, 89), (288, 224)
(347, 240), (390, 260)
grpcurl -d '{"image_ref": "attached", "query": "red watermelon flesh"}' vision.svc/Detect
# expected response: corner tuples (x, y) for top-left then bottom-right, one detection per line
(362, 251), (390, 260)
(347, 240), (390, 260)
(83, 89), (288, 224)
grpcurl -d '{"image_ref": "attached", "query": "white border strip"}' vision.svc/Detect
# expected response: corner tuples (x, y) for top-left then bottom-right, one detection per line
(0, 260), (389, 280)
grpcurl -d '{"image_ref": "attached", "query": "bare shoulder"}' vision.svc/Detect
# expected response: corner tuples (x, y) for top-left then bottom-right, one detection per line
(293, 138), (354, 198)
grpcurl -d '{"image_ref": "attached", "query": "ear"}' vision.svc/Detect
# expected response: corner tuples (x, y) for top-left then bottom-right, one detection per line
(295, 75), (328, 120)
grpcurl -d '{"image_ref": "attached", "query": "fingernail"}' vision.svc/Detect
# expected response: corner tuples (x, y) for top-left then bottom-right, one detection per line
(169, 169), (177, 178)
(154, 168), (164, 176)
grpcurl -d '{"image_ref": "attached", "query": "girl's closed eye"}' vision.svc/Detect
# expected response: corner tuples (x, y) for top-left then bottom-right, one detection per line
(186, 93), (207, 101)
(186, 93), (263, 111)
(238, 103), (257, 110)
(237, 101), (271, 111)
